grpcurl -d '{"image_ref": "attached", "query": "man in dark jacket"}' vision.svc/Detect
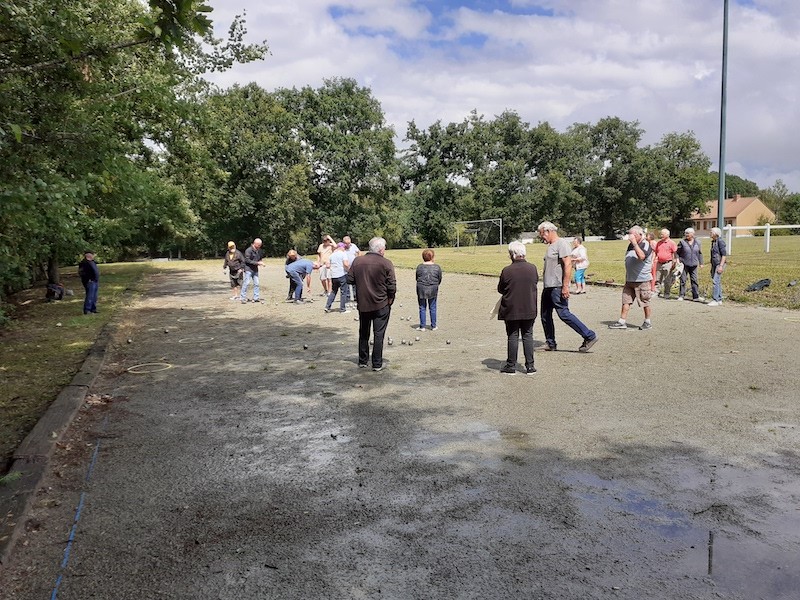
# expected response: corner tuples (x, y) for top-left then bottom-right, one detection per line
(346, 237), (396, 371)
(497, 241), (538, 374)
(78, 251), (100, 315)
(240, 238), (265, 304)
(222, 241), (245, 300)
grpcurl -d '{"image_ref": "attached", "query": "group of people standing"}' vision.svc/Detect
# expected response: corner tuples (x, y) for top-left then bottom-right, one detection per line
(497, 221), (728, 374)
(220, 221), (728, 377)
(651, 226), (727, 306)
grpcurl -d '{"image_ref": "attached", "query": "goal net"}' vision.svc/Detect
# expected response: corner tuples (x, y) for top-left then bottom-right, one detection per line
(451, 219), (503, 252)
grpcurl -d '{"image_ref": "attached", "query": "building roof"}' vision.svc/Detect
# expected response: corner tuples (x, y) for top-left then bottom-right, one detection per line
(692, 196), (774, 220)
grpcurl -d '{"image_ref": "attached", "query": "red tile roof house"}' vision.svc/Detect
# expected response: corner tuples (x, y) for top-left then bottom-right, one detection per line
(691, 195), (776, 236)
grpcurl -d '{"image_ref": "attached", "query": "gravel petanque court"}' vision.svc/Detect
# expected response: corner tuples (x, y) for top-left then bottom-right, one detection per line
(1, 259), (799, 600)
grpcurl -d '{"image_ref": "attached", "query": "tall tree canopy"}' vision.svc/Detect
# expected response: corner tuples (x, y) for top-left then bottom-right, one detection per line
(0, 0), (267, 295)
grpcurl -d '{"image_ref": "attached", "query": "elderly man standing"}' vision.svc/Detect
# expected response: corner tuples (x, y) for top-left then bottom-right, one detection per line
(347, 237), (396, 372)
(538, 222), (598, 353)
(497, 241), (539, 375)
(240, 238), (265, 304)
(677, 227), (704, 302)
(78, 251), (100, 314)
(654, 228), (678, 299)
(609, 225), (654, 330)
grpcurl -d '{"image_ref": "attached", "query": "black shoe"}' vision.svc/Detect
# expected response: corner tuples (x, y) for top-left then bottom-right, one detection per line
(525, 366), (537, 375)
(541, 344), (557, 351)
(500, 364), (516, 374)
(578, 337), (598, 353)
(358, 363), (368, 368)
(372, 364), (384, 372)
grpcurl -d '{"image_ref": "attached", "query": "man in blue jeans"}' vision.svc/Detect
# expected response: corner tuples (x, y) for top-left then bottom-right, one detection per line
(285, 254), (319, 303)
(240, 238), (265, 303)
(537, 222), (598, 353)
(78, 251), (100, 314)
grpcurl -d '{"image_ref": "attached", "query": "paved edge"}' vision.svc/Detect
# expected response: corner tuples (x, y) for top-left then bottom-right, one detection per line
(0, 324), (111, 567)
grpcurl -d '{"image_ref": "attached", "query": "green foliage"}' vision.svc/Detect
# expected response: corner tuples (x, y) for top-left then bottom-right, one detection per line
(752, 215), (791, 236)
(779, 194), (800, 229)
(711, 172), (760, 198)
(0, 0), (267, 298)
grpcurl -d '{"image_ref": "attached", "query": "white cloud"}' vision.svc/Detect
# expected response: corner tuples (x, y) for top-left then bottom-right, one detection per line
(205, 0), (800, 191)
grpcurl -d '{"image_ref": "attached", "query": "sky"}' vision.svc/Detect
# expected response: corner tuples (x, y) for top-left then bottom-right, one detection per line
(205, 0), (800, 192)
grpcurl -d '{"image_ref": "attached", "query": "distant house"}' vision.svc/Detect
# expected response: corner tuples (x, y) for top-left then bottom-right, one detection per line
(691, 195), (776, 236)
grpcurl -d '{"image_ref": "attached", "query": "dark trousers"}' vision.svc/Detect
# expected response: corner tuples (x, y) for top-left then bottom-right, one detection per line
(358, 305), (391, 368)
(505, 319), (535, 368)
(679, 265), (700, 299)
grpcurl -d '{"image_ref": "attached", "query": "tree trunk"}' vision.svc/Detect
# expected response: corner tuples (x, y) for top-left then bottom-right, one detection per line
(47, 254), (60, 286)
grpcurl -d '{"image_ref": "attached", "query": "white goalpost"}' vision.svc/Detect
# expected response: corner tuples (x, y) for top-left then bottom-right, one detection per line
(452, 218), (504, 252)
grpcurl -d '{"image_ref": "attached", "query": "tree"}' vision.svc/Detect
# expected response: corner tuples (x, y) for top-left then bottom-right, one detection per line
(0, 0), (268, 299)
(276, 78), (399, 248)
(760, 179), (791, 219)
(639, 132), (713, 233)
(779, 194), (800, 229)
(401, 119), (468, 246)
(584, 117), (645, 238)
(710, 172), (760, 198)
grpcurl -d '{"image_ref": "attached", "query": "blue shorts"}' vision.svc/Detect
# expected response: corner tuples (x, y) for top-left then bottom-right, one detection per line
(574, 269), (586, 284)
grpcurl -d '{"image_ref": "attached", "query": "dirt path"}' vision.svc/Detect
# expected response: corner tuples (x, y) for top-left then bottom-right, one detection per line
(1, 260), (799, 599)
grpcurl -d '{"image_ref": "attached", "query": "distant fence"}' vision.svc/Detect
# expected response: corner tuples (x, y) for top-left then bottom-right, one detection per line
(723, 224), (800, 255)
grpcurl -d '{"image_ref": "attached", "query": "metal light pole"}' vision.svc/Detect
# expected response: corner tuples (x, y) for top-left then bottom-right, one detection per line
(717, 0), (729, 231)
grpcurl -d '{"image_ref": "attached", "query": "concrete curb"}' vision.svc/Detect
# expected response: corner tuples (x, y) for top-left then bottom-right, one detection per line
(0, 325), (111, 567)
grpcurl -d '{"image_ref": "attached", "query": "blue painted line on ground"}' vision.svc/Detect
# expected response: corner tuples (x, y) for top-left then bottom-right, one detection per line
(50, 414), (111, 598)
(59, 492), (85, 569)
(86, 440), (101, 482)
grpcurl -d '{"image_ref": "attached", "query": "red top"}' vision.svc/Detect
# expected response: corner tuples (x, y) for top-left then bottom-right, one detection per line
(655, 239), (677, 264)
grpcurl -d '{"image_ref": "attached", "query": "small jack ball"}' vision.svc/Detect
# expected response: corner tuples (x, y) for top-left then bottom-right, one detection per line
(303, 344), (308, 350)
(415, 336), (420, 341)
(446, 339), (451, 344)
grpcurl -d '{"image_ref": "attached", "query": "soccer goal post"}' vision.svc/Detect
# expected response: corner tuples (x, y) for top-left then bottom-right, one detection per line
(452, 218), (504, 252)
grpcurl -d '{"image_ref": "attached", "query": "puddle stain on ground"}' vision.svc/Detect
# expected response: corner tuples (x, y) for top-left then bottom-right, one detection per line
(563, 469), (800, 600)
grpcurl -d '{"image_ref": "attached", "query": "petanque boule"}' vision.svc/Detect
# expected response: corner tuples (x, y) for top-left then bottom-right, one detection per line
(401, 339), (407, 345)
(446, 339), (451, 344)
(303, 344), (308, 350)
(408, 340), (413, 346)
(415, 336), (420, 341)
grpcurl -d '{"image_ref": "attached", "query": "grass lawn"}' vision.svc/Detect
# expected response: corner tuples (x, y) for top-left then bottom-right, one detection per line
(387, 236), (800, 310)
(0, 262), (153, 473)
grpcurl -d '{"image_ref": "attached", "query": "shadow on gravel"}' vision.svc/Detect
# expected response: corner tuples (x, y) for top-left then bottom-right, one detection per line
(8, 294), (799, 600)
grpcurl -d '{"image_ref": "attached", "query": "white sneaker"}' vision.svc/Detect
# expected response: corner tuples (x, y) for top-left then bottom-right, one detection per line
(707, 300), (721, 307)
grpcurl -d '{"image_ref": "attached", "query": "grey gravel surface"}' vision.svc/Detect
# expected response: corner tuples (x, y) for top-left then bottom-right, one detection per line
(1, 260), (799, 599)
